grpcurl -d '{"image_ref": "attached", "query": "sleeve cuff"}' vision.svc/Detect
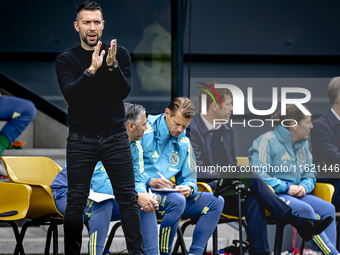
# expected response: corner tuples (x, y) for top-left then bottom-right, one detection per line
(136, 185), (147, 193)
(146, 177), (152, 187)
(84, 69), (95, 77)
(284, 182), (290, 194)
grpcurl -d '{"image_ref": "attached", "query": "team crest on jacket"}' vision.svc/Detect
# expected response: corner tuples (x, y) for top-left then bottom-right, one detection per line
(297, 148), (306, 163)
(180, 137), (189, 143)
(170, 151), (179, 166)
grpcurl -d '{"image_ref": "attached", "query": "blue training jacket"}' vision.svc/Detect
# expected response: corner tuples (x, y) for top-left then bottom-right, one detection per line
(50, 161), (114, 198)
(130, 140), (148, 193)
(138, 113), (197, 196)
(249, 125), (315, 194)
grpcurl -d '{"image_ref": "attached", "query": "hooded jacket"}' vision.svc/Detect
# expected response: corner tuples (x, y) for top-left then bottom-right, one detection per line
(139, 113), (197, 196)
(249, 125), (315, 194)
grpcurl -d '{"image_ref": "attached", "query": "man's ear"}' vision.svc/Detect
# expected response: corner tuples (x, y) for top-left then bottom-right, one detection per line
(165, 108), (170, 118)
(204, 102), (215, 113)
(74, 21), (80, 32)
(127, 122), (135, 131)
(211, 102), (217, 111)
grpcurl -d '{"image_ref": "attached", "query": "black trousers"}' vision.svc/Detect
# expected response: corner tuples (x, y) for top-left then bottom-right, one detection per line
(208, 173), (292, 255)
(64, 131), (144, 255)
(245, 173), (292, 255)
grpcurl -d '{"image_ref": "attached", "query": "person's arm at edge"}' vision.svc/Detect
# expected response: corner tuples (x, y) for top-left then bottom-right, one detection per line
(311, 121), (340, 165)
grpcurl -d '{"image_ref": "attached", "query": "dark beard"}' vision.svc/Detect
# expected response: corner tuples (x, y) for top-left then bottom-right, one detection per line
(81, 34), (101, 47)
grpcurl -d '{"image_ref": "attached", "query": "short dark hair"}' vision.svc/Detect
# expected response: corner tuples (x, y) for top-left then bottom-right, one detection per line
(271, 104), (310, 127)
(198, 82), (232, 111)
(327, 77), (340, 106)
(124, 102), (146, 126)
(168, 97), (196, 119)
(76, 0), (103, 21)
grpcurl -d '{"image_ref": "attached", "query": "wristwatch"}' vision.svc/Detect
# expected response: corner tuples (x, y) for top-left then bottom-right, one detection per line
(108, 60), (118, 69)
(190, 186), (194, 196)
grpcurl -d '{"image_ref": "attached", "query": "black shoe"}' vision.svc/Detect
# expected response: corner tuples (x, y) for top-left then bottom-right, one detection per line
(296, 216), (334, 241)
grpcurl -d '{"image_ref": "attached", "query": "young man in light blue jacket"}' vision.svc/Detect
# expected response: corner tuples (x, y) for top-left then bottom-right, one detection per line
(249, 107), (338, 255)
(126, 98), (224, 255)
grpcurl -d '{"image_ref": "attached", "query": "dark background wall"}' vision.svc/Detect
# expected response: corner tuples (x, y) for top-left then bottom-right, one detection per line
(4, 0), (340, 54)
(184, 0), (340, 55)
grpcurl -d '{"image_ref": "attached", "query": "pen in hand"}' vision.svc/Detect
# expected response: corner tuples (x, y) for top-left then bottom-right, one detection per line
(157, 172), (173, 188)
(157, 172), (166, 179)
(148, 188), (153, 198)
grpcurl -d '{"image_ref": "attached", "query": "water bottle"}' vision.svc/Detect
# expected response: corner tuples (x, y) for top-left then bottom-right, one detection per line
(219, 250), (226, 255)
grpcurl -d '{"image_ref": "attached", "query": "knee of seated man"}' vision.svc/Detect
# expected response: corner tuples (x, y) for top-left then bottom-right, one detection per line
(297, 202), (316, 218)
(216, 195), (224, 211)
(322, 201), (336, 217)
(175, 192), (186, 209)
(209, 193), (224, 212)
(22, 100), (37, 121)
(166, 192), (186, 212)
(199, 192), (224, 212)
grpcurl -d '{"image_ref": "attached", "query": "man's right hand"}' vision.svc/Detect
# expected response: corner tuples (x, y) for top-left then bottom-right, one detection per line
(138, 192), (159, 213)
(88, 41), (105, 75)
(288, 184), (299, 196)
(150, 178), (173, 189)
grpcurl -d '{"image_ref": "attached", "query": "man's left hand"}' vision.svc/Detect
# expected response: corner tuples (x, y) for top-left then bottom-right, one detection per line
(106, 39), (117, 66)
(175, 185), (191, 198)
(138, 192), (159, 213)
(295, 185), (307, 198)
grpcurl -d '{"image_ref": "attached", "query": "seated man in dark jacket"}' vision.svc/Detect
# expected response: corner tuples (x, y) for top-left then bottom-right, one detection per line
(187, 82), (333, 255)
(311, 76), (340, 211)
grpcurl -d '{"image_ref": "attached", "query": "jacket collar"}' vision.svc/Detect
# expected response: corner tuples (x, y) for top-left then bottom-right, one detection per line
(274, 125), (304, 150)
(325, 109), (340, 128)
(195, 114), (231, 136)
(149, 113), (185, 143)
